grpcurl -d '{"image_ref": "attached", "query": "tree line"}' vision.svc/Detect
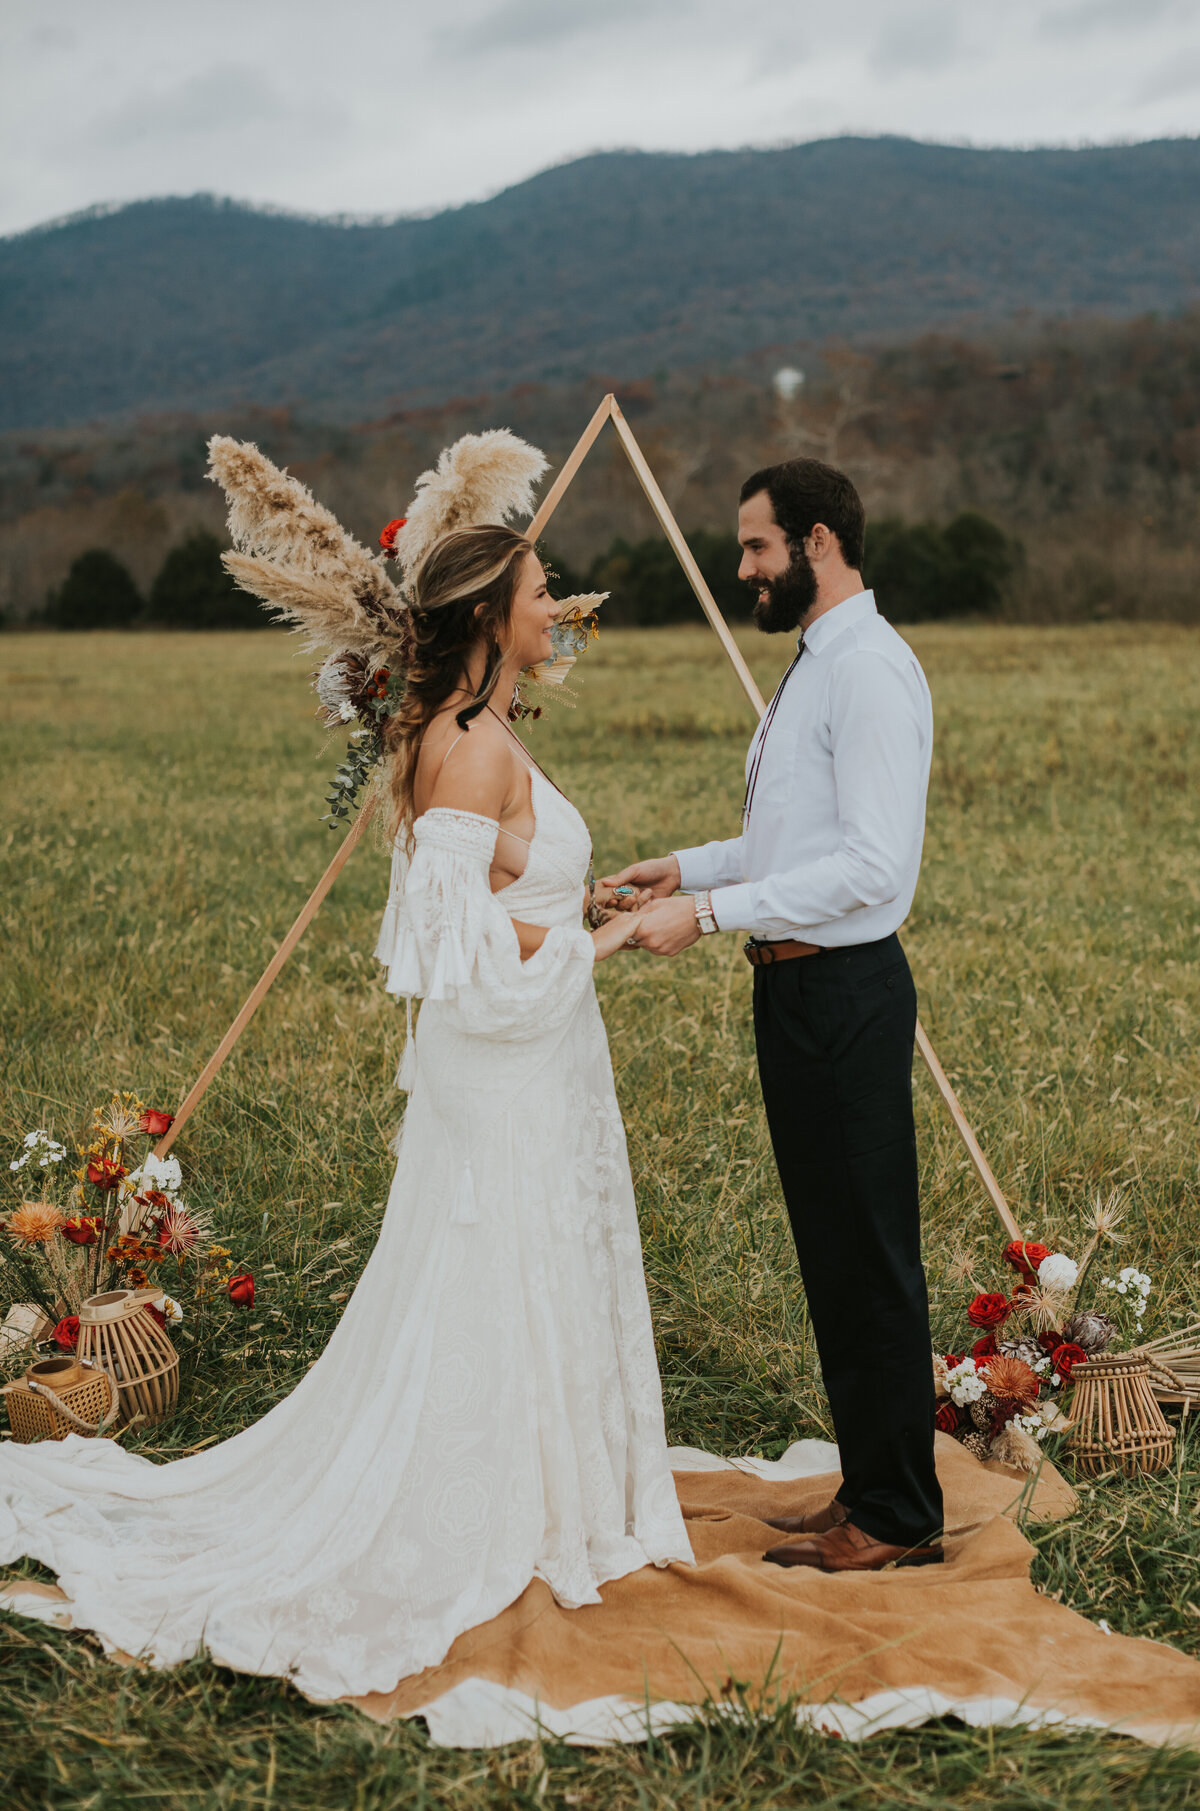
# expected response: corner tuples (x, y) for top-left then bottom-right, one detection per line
(39, 531), (261, 629)
(27, 512), (1020, 631)
(554, 512), (1020, 626)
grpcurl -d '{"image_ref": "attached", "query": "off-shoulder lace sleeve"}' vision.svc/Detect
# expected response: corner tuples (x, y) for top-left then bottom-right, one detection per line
(373, 807), (595, 1044)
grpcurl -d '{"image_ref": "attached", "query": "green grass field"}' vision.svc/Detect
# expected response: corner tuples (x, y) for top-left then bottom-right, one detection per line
(2, 623), (1200, 1808)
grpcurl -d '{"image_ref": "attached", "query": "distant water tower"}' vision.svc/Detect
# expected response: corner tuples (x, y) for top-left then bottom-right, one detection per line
(772, 366), (805, 402)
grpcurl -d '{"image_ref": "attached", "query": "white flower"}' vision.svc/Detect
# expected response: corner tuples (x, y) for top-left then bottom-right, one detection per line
(1010, 1412), (1049, 1442)
(338, 699), (356, 722)
(946, 1358), (987, 1406)
(10, 1130), (65, 1173)
(1037, 1252), (1079, 1291)
(128, 1152), (183, 1197)
(155, 1293), (184, 1325)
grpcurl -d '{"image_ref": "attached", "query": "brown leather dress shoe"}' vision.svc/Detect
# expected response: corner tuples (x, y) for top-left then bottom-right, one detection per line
(763, 1518), (943, 1573)
(764, 1499), (850, 1537)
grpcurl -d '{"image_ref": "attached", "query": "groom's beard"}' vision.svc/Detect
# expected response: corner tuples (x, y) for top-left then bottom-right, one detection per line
(751, 547), (819, 633)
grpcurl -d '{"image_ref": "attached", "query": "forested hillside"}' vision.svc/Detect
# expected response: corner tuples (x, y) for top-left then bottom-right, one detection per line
(3, 310), (1198, 625)
(3, 136), (1200, 431)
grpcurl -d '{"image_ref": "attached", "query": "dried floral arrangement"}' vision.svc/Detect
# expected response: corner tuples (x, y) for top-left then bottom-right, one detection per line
(933, 1190), (1146, 1471)
(207, 429), (605, 827)
(1, 1095), (250, 1365)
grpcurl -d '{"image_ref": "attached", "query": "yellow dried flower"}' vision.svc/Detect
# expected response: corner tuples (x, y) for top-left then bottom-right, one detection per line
(96, 1093), (145, 1143)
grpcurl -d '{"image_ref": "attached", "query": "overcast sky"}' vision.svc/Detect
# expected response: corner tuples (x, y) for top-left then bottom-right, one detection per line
(2, 0), (1199, 238)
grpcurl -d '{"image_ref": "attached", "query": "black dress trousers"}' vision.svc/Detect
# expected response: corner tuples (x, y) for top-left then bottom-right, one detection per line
(753, 932), (943, 1548)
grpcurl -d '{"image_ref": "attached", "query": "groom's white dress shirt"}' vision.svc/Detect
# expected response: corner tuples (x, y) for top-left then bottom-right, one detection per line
(673, 589), (933, 947)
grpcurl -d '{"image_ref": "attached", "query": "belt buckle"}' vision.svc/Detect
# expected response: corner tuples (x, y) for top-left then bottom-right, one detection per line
(744, 937), (775, 965)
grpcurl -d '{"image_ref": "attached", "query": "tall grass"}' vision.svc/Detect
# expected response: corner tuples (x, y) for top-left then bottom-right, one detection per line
(2, 624), (1199, 1807)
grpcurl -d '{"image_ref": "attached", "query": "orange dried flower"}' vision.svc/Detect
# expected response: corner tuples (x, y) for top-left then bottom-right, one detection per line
(983, 1355), (1040, 1408)
(7, 1202), (63, 1244)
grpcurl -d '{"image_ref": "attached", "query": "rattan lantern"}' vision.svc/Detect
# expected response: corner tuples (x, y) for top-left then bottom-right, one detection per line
(1, 1353), (120, 1443)
(1069, 1348), (1175, 1477)
(77, 1287), (179, 1428)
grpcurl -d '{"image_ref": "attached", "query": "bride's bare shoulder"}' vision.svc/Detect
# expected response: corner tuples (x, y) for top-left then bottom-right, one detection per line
(416, 710), (517, 821)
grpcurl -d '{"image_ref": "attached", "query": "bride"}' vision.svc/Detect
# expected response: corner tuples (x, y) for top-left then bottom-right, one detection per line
(0, 522), (693, 1701)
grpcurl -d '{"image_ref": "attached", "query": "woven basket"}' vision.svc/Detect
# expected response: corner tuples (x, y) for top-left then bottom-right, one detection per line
(2, 1354), (120, 1443)
(76, 1287), (179, 1428)
(1068, 1348), (1176, 1477)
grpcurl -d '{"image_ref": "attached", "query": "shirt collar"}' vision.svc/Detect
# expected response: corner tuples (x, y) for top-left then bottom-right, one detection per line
(801, 589), (877, 657)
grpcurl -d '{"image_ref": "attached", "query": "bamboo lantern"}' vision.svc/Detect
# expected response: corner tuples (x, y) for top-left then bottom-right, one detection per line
(1068, 1349), (1175, 1477)
(1, 1353), (120, 1443)
(77, 1287), (179, 1428)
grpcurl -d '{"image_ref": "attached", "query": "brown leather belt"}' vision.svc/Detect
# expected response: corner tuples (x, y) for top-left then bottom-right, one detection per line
(743, 937), (823, 967)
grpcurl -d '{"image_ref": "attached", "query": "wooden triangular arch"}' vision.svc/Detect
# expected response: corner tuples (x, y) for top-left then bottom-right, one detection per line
(155, 393), (1020, 1241)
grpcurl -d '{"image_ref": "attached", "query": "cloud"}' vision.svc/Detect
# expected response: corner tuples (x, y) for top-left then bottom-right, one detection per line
(439, 0), (669, 56)
(866, 6), (964, 76)
(85, 64), (337, 151)
(1039, 0), (1179, 40)
(1135, 44), (1200, 104)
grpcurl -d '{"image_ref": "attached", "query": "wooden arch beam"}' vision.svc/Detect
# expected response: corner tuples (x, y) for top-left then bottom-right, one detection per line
(156, 393), (1022, 1243)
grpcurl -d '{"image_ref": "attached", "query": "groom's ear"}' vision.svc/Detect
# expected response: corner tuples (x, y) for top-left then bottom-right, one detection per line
(807, 523), (836, 564)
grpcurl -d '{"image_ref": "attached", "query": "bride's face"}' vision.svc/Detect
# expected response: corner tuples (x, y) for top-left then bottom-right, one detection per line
(506, 552), (559, 669)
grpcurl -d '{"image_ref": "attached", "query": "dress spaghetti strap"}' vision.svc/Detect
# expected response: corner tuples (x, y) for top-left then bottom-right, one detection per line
(434, 724), (533, 852)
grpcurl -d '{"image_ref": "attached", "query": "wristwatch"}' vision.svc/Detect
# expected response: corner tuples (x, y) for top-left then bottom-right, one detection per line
(694, 890), (720, 935)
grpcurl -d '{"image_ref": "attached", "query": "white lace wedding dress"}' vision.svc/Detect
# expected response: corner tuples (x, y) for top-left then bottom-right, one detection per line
(0, 774), (692, 1700)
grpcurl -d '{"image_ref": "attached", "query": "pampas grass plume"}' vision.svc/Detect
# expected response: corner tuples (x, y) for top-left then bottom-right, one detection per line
(393, 429), (548, 577)
(207, 437), (405, 655)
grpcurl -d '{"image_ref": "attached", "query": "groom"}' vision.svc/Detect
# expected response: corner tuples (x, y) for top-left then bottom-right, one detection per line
(606, 457), (943, 1572)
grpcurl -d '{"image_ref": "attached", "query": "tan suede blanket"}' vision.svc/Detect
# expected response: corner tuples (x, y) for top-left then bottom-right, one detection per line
(6, 1436), (1200, 1747)
(350, 1436), (1200, 1747)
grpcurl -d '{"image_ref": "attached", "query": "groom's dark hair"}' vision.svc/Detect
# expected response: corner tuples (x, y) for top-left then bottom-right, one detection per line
(740, 458), (866, 570)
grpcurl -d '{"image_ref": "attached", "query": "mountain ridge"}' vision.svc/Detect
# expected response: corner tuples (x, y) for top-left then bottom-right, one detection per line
(3, 135), (1199, 432)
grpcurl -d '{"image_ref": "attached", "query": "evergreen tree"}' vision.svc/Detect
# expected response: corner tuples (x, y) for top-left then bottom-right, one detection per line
(48, 550), (143, 628)
(585, 531), (750, 625)
(147, 531), (263, 628)
(864, 513), (1019, 622)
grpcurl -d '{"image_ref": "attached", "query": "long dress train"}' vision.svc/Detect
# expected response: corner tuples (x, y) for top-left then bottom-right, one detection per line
(0, 773), (692, 1700)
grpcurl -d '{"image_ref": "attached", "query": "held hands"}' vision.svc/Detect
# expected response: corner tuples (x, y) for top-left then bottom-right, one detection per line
(590, 909), (649, 961)
(600, 855), (681, 900)
(596, 854), (703, 957)
(629, 895), (702, 956)
(591, 879), (654, 916)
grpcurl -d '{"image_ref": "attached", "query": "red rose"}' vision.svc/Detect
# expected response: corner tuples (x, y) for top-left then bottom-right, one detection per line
(1038, 1330), (1062, 1355)
(86, 1158), (127, 1191)
(1051, 1341), (1088, 1382)
(971, 1334), (998, 1362)
(228, 1273), (254, 1307)
(145, 1302), (166, 1328)
(53, 1315), (79, 1350)
(942, 1352), (964, 1370)
(1003, 1240), (1050, 1280)
(935, 1401), (961, 1434)
(967, 1292), (1012, 1331)
(379, 518), (407, 555)
(60, 1214), (101, 1246)
(139, 1109), (174, 1138)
